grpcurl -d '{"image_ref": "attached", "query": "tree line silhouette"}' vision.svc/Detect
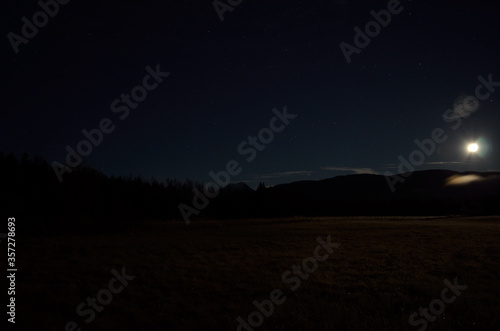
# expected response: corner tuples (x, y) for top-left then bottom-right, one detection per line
(0, 153), (260, 234)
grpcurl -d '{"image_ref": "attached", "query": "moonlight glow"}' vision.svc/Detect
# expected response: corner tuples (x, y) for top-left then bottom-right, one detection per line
(467, 143), (479, 153)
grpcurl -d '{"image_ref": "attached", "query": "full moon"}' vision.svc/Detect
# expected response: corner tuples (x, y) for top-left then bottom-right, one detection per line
(467, 143), (479, 153)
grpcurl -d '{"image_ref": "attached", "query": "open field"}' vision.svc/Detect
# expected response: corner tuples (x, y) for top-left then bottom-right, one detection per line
(17, 216), (500, 330)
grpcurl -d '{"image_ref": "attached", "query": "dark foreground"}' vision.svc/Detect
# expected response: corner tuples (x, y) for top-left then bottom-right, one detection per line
(14, 216), (500, 330)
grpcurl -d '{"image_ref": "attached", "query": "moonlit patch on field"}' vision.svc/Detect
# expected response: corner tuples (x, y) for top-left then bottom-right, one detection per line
(445, 174), (484, 186)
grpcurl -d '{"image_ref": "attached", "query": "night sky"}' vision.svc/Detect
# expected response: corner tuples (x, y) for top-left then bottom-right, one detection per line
(2, 0), (499, 188)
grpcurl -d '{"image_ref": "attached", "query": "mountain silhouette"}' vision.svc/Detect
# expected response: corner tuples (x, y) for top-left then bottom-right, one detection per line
(262, 170), (500, 217)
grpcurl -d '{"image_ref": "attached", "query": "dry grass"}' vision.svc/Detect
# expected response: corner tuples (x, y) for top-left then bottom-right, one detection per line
(17, 216), (500, 330)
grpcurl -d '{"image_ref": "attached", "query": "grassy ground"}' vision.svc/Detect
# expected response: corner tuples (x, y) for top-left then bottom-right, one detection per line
(16, 216), (500, 330)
